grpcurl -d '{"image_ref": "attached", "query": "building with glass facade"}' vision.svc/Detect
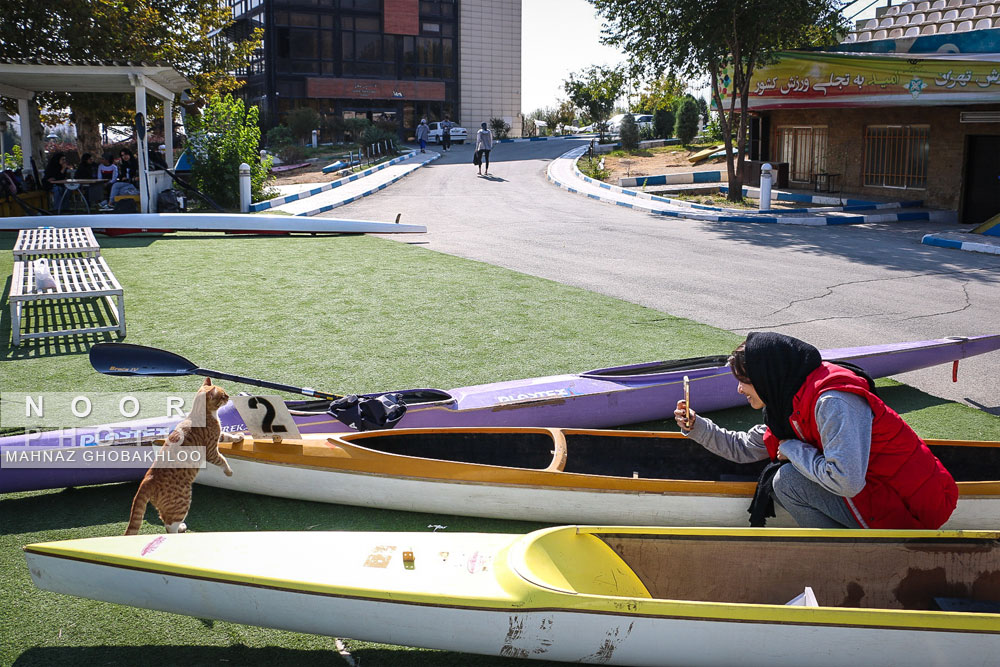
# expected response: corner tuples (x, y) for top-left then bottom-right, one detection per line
(229, 0), (521, 138)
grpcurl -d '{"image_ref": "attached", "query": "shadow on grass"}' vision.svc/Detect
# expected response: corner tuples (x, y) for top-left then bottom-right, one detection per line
(13, 645), (345, 667)
(2, 482), (551, 537)
(0, 274), (123, 360)
(0, 483), (135, 535)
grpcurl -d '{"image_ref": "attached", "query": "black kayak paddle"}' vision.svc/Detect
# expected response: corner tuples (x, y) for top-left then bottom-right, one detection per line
(89, 343), (341, 401)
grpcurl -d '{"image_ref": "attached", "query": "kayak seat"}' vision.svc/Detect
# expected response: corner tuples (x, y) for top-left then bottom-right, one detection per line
(515, 527), (652, 599)
(545, 430), (568, 472)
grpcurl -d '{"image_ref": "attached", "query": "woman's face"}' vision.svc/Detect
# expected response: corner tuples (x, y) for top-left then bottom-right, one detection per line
(738, 380), (765, 410)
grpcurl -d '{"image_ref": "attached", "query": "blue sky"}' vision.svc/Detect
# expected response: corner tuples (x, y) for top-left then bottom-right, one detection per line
(521, 0), (885, 113)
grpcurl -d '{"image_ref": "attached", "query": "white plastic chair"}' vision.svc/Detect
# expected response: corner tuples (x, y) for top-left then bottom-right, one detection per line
(975, 17), (992, 28)
(927, 10), (942, 20)
(955, 18), (974, 29)
(938, 21), (956, 32)
(920, 23), (938, 33)
(916, 0), (931, 9)
(905, 25), (921, 35)
(874, 28), (889, 38)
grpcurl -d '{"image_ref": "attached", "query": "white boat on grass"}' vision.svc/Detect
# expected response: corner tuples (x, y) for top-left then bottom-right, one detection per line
(194, 428), (1000, 529)
(25, 526), (1000, 666)
(0, 213), (426, 233)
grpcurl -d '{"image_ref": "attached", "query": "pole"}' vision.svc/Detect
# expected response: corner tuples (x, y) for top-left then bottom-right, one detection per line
(759, 163), (773, 211)
(239, 162), (251, 213)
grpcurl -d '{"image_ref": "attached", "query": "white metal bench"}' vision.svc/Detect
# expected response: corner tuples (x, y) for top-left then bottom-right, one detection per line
(10, 255), (126, 346)
(13, 227), (101, 260)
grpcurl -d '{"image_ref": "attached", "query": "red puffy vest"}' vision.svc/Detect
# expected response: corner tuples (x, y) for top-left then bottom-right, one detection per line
(762, 363), (958, 529)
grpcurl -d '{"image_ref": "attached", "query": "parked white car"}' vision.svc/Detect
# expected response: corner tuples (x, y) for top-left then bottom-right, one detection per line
(607, 113), (653, 134)
(427, 121), (468, 144)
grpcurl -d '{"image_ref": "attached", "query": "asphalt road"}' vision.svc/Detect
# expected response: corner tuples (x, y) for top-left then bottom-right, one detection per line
(325, 138), (1000, 416)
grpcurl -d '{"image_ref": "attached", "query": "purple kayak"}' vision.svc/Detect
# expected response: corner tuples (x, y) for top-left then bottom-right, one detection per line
(2, 334), (999, 493)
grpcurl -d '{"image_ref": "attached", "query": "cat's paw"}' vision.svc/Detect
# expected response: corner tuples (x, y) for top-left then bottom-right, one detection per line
(224, 466), (234, 477)
(178, 522), (188, 533)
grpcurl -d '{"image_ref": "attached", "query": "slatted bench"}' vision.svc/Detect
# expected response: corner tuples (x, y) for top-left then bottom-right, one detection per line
(13, 226), (102, 260)
(9, 255), (126, 346)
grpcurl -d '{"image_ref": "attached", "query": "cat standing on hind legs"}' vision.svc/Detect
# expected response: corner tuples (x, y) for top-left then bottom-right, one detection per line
(125, 378), (244, 535)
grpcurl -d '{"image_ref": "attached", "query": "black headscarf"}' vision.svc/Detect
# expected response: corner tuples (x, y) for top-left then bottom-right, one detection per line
(743, 332), (822, 440)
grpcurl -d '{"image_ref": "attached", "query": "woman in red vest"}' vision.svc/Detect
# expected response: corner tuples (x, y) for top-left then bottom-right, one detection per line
(675, 332), (958, 528)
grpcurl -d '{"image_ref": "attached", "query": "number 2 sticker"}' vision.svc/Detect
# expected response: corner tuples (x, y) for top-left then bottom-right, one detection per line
(232, 395), (302, 439)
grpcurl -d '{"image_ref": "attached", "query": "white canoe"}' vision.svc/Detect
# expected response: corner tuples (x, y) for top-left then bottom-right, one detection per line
(193, 428), (1000, 529)
(25, 526), (1000, 666)
(0, 213), (426, 233)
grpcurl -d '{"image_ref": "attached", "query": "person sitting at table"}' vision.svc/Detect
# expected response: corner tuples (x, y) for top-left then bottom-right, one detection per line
(108, 149), (139, 208)
(75, 153), (103, 207)
(42, 152), (72, 209)
(97, 153), (118, 210)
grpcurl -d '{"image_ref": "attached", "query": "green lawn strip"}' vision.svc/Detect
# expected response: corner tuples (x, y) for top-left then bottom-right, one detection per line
(1, 230), (998, 666)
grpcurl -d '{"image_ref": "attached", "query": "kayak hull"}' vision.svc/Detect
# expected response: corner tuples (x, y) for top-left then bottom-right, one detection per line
(25, 527), (1000, 666)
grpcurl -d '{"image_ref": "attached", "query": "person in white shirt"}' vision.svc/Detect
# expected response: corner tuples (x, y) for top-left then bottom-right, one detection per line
(96, 153), (118, 210)
(474, 122), (493, 176)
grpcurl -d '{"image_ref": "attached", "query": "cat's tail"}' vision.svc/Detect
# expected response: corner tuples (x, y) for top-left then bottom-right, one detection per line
(125, 482), (152, 535)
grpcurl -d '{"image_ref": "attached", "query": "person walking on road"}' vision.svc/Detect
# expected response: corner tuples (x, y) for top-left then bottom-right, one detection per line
(440, 116), (454, 151)
(416, 118), (430, 153)
(474, 122), (493, 176)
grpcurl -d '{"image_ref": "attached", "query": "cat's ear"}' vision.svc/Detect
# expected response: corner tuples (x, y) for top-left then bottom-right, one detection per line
(203, 377), (213, 386)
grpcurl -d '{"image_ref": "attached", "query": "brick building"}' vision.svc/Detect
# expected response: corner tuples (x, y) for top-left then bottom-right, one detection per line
(743, 1), (1000, 223)
(228, 0), (522, 138)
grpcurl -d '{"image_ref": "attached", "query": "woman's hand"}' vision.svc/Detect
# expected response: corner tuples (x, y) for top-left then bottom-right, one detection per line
(674, 400), (696, 431)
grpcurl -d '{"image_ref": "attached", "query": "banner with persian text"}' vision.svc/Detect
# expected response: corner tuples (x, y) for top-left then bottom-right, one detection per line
(740, 51), (1000, 110)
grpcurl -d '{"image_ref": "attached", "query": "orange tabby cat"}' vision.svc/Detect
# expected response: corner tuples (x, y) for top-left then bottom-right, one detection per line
(125, 377), (243, 535)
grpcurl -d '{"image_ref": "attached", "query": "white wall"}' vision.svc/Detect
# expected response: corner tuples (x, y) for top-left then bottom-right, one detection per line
(459, 0), (523, 137)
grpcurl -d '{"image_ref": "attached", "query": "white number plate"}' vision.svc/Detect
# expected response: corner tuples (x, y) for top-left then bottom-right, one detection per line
(231, 395), (302, 439)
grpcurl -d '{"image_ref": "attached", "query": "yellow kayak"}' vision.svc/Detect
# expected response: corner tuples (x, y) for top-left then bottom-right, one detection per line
(25, 526), (1000, 666)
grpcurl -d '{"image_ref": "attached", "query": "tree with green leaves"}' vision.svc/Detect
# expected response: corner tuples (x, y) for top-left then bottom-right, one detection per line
(286, 107), (322, 144)
(674, 98), (700, 145)
(653, 108), (675, 139)
(563, 66), (627, 143)
(634, 76), (686, 113)
(591, 0), (844, 200)
(0, 1), (262, 161)
(619, 113), (639, 151)
(185, 94), (272, 209)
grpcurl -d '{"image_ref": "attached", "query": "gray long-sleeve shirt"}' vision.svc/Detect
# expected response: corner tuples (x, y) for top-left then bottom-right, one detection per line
(684, 391), (873, 497)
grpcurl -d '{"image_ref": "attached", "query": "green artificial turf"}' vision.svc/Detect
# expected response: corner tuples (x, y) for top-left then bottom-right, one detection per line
(1, 230), (998, 666)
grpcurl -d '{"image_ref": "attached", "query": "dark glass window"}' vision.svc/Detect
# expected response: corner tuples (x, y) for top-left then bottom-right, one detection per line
(290, 12), (319, 27)
(290, 30), (319, 58)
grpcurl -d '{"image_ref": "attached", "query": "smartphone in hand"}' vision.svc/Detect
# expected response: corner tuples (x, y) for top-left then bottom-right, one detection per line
(683, 375), (691, 425)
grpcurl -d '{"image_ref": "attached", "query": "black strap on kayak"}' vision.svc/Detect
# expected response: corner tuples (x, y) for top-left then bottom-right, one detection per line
(748, 460), (788, 527)
(327, 393), (407, 431)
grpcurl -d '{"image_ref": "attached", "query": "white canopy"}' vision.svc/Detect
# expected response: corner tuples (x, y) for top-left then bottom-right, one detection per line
(0, 60), (190, 212)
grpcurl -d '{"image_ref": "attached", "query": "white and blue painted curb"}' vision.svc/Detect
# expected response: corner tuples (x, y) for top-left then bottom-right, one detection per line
(921, 232), (1000, 255)
(550, 146), (934, 225)
(291, 151), (439, 217)
(620, 171), (722, 187)
(252, 151), (420, 212)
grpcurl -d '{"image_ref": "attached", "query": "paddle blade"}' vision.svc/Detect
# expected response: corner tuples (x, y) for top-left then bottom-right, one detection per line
(90, 343), (199, 377)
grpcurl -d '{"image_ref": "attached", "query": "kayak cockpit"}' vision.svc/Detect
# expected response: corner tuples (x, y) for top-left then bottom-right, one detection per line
(580, 355), (730, 381)
(342, 428), (566, 470)
(591, 529), (1000, 610)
